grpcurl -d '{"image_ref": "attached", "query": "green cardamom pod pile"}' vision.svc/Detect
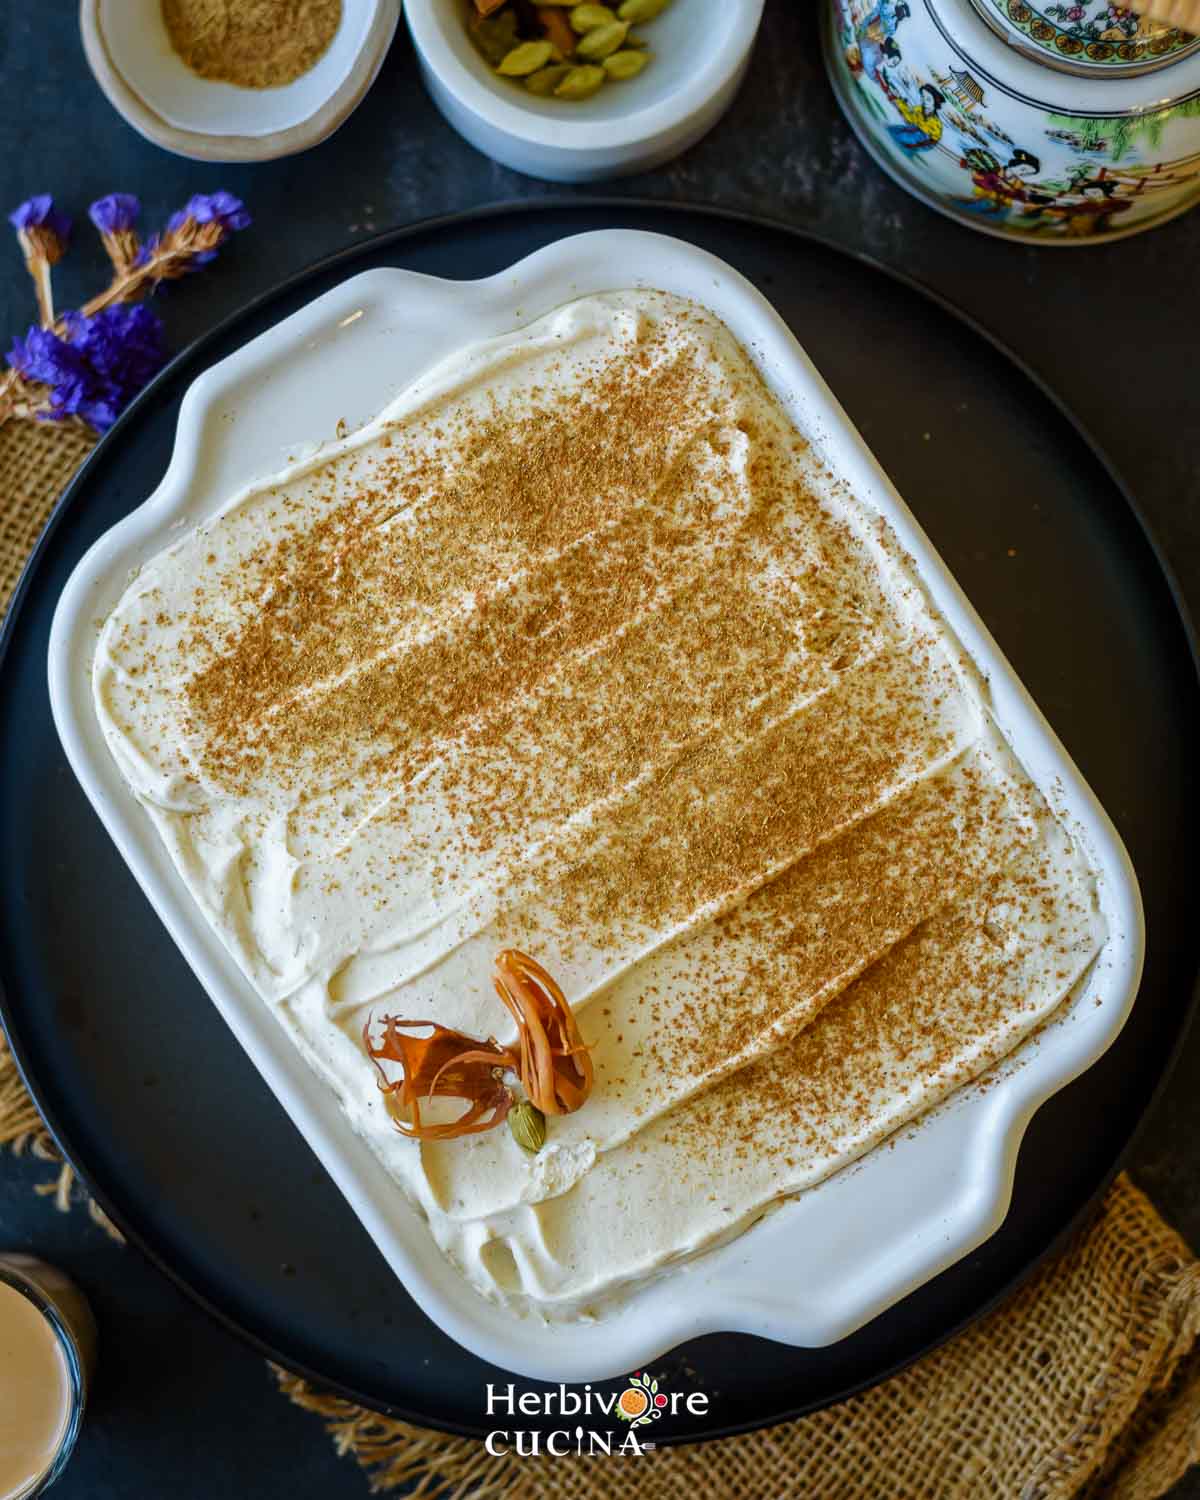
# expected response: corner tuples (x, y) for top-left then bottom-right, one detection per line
(465, 0), (673, 101)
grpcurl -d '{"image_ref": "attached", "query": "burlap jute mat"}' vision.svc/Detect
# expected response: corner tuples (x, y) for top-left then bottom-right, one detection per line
(2, 417), (1200, 1499)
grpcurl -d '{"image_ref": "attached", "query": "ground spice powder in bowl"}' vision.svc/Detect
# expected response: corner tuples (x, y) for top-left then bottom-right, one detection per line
(161, 0), (344, 89)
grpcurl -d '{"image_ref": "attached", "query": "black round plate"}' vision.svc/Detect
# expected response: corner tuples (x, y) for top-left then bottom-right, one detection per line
(2, 202), (1198, 1443)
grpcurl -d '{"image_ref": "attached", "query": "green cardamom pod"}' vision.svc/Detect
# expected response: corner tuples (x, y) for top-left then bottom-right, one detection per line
(576, 19), (628, 59)
(497, 40), (556, 76)
(525, 63), (574, 95)
(603, 48), (648, 79)
(554, 63), (607, 97)
(618, 0), (670, 21)
(509, 1099), (547, 1154)
(570, 4), (617, 30)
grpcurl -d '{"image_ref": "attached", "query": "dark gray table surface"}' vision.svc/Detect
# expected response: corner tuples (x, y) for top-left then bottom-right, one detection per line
(2, 4), (1198, 1497)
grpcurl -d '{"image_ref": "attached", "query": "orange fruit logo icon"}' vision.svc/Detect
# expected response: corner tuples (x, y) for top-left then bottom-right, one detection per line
(618, 1388), (649, 1420)
(615, 1372), (665, 1427)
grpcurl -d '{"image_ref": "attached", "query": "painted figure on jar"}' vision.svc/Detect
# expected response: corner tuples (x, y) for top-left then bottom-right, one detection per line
(1053, 175), (1136, 236)
(882, 80), (945, 156)
(855, 0), (911, 80)
(958, 147), (1053, 218)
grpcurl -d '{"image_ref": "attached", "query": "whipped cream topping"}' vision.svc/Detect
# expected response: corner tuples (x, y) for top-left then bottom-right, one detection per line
(94, 292), (1106, 1316)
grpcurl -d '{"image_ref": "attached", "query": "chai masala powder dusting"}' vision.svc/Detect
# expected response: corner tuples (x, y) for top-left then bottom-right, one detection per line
(161, 0), (343, 90)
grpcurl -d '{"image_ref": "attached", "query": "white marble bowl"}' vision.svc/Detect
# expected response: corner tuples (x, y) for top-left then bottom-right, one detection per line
(79, 0), (399, 162)
(405, 0), (764, 181)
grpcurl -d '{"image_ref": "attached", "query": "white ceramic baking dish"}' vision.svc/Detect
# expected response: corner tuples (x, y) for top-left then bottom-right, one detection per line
(48, 231), (1144, 1383)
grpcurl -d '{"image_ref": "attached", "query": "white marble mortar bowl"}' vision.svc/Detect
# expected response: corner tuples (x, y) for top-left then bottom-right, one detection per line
(405, 0), (765, 182)
(79, 0), (400, 162)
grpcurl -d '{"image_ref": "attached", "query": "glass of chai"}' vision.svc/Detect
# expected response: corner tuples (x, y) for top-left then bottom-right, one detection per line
(0, 1255), (96, 1498)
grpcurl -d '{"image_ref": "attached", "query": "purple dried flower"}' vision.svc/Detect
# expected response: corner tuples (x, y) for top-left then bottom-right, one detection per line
(71, 305), (165, 412)
(166, 191), (251, 235)
(160, 191), (251, 267)
(8, 324), (85, 388)
(9, 194), (71, 264)
(7, 304), (166, 431)
(9, 195), (72, 242)
(88, 193), (141, 236)
(89, 193), (142, 277)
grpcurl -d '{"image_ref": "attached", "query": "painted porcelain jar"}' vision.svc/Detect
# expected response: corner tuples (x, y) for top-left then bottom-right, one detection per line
(823, 0), (1200, 242)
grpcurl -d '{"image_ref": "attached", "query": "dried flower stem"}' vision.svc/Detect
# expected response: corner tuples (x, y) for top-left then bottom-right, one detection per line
(80, 219), (227, 318)
(13, 232), (57, 329)
(99, 229), (140, 279)
(28, 256), (54, 329)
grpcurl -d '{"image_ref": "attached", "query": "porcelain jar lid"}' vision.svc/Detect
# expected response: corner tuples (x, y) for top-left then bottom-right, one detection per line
(968, 0), (1200, 74)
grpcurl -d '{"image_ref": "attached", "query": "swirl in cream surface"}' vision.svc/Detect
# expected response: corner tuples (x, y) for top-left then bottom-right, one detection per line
(94, 292), (1106, 1315)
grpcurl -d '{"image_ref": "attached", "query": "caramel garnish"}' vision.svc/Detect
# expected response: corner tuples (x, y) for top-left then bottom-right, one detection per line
(363, 1017), (516, 1141)
(365, 950), (593, 1141)
(493, 948), (594, 1117)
